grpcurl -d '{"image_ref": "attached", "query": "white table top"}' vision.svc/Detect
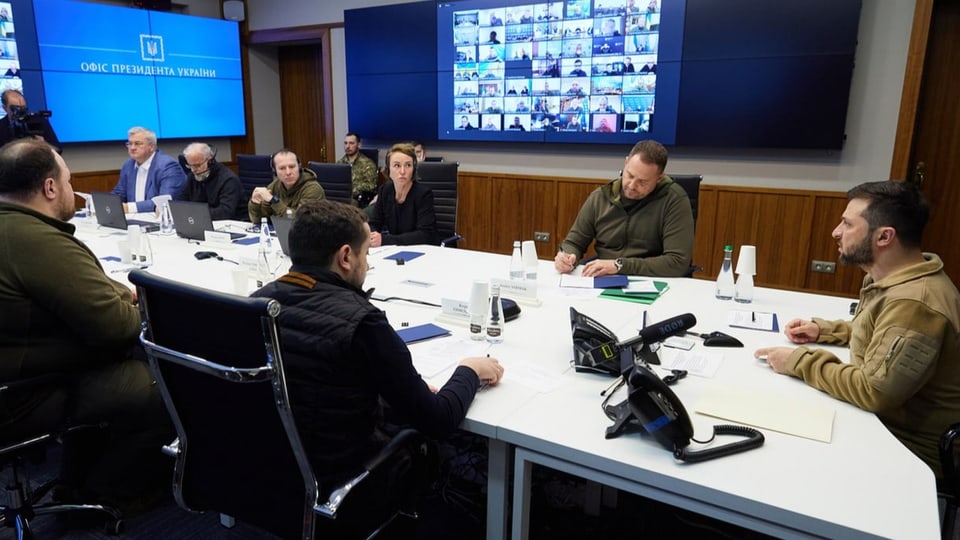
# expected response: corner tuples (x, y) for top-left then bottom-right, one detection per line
(73, 223), (939, 539)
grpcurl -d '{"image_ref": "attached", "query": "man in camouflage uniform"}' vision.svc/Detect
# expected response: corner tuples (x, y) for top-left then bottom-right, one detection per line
(337, 132), (378, 208)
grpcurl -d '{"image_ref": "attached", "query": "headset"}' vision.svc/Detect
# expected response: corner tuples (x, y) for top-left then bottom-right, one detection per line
(179, 144), (219, 176)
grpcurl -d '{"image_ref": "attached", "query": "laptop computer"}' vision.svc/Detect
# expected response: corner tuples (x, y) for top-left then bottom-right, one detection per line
(91, 191), (160, 232)
(271, 215), (294, 256)
(167, 200), (246, 241)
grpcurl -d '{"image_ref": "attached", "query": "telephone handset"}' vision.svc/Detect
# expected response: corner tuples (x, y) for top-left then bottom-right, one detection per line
(605, 348), (765, 463)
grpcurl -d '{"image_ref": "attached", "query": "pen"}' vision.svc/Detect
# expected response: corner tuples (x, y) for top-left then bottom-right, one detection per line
(642, 310), (647, 329)
(751, 311), (756, 322)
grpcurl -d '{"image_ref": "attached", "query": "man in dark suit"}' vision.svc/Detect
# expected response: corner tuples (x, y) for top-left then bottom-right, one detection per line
(111, 126), (186, 213)
(0, 89), (61, 152)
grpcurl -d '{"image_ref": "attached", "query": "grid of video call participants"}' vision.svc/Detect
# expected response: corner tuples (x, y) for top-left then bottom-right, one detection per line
(452, 0), (659, 133)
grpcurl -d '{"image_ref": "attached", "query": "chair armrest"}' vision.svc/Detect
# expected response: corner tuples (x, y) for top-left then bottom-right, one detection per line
(316, 429), (428, 518)
(941, 423), (960, 493)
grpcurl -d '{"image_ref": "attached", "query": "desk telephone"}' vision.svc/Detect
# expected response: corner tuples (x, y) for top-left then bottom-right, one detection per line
(570, 308), (765, 463)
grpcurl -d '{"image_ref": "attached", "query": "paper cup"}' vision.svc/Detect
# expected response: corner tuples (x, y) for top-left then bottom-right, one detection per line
(232, 267), (250, 295)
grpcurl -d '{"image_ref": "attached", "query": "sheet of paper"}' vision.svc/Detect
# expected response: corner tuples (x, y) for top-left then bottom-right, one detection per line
(410, 338), (489, 378)
(695, 385), (835, 443)
(505, 363), (565, 393)
(658, 349), (723, 377)
(559, 275), (595, 288)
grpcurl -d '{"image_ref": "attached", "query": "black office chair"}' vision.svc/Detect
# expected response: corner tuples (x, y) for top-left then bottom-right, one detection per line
(129, 270), (431, 539)
(417, 161), (462, 247)
(358, 148), (379, 170)
(306, 161), (353, 204)
(0, 376), (123, 537)
(236, 154), (274, 204)
(939, 423), (960, 539)
(671, 174), (704, 277)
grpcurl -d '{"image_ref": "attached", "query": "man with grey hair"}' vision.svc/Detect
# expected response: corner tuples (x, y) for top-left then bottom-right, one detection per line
(111, 126), (186, 213)
(175, 142), (243, 220)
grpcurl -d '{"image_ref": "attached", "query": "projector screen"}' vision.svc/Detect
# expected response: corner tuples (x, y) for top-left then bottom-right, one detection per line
(2, 0), (246, 143)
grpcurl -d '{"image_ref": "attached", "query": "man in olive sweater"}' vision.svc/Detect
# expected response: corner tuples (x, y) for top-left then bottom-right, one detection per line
(0, 139), (171, 505)
(554, 139), (694, 277)
(248, 148), (324, 222)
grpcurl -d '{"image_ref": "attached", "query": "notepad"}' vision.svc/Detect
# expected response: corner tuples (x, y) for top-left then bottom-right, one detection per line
(559, 274), (629, 289)
(396, 323), (450, 344)
(696, 384), (835, 443)
(598, 280), (670, 304)
(385, 251), (425, 262)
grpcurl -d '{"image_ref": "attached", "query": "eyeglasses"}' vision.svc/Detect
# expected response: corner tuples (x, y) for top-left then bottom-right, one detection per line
(124, 141), (148, 148)
(186, 162), (208, 171)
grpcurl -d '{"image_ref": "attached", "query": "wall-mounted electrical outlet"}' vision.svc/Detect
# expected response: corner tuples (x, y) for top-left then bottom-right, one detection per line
(534, 232), (550, 242)
(811, 260), (837, 273)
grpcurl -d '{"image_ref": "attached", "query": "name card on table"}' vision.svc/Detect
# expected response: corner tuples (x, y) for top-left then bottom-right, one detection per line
(203, 230), (234, 245)
(437, 298), (471, 327)
(491, 278), (542, 307)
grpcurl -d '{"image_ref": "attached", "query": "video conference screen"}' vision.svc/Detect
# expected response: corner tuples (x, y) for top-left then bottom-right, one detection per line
(2, 0), (245, 143)
(437, 0), (684, 145)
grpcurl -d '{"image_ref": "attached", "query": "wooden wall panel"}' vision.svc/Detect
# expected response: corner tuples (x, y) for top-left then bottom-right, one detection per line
(556, 179), (605, 257)
(458, 173), (494, 252)
(490, 176), (556, 255)
(72, 170), (120, 209)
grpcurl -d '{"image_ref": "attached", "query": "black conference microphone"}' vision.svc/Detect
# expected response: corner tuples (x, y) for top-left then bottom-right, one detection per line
(586, 313), (697, 371)
(620, 313), (697, 349)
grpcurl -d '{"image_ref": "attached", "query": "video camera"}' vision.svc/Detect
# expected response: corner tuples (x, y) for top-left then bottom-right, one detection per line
(9, 105), (54, 139)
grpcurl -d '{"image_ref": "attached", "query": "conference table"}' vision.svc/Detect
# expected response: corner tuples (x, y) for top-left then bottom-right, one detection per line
(73, 216), (940, 540)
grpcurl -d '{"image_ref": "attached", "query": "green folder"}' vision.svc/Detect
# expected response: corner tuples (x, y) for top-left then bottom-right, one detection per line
(598, 280), (670, 304)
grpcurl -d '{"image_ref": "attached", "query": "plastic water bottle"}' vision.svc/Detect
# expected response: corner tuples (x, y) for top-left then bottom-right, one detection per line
(256, 217), (273, 287)
(715, 245), (735, 300)
(486, 283), (504, 343)
(469, 280), (488, 341)
(159, 202), (175, 235)
(137, 228), (153, 266)
(509, 240), (523, 280)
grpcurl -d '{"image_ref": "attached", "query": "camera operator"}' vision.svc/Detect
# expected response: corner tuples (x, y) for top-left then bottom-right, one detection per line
(0, 90), (61, 152)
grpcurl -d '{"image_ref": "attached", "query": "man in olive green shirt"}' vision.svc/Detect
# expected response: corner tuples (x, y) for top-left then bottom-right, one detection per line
(0, 138), (172, 503)
(248, 148), (324, 223)
(337, 132), (378, 207)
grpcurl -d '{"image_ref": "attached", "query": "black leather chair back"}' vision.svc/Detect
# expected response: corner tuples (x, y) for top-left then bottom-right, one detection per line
(417, 162), (460, 246)
(671, 174), (703, 226)
(307, 161), (353, 204)
(129, 270), (313, 539)
(236, 154), (273, 204)
(358, 148), (379, 169)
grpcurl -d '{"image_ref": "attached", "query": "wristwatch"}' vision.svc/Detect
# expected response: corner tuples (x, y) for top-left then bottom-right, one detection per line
(614, 257), (623, 273)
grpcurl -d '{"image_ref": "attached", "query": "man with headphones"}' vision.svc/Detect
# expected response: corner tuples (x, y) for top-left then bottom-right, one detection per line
(175, 142), (244, 220)
(248, 148), (324, 223)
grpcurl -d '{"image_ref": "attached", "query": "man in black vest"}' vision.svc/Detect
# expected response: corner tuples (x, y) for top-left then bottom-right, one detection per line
(252, 200), (503, 536)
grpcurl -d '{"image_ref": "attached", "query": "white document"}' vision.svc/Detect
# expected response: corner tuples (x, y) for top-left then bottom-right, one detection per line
(410, 338), (489, 378)
(559, 275), (595, 288)
(659, 349), (723, 377)
(695, 385), (836, 443)
(623, 279), (659, 293)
